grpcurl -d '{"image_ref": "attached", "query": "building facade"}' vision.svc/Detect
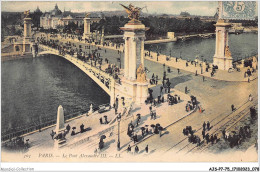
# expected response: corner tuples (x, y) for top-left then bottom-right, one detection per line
(40, 4), (102, 29)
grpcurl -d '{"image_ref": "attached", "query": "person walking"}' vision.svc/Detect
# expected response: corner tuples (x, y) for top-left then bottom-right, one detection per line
(222, 129), (226, 140)
(205, 133), (210, 144)
(210, 135), (214, 144)
(206, 121), (210, 131)
(202, 129), (205, 139)
(135, 145), (139, 154)
(145, 145), (149, 153)
(203, 122), (206, 131)
(66, 124), (71, 132)
(50, 130), (55, 140)
(231, 104), (235, 111)
(249, 94), (253, 101)
(127, 145), (131, 153)
(214, 134), (218, 143)
(160, 86), (163, 94)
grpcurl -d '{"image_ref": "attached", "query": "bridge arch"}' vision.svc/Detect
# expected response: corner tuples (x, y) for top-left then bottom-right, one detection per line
(38, 45), (115, 106)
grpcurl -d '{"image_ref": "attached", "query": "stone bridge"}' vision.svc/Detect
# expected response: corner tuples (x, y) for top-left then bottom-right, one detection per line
(38, 44), (116, 106)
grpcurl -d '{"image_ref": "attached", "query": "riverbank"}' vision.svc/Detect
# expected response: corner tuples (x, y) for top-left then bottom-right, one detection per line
(1, 52), (33, 62)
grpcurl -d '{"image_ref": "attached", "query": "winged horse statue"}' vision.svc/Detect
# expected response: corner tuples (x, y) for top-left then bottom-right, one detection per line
(120, 4), (146, 21)
(24, 10), (30, 18)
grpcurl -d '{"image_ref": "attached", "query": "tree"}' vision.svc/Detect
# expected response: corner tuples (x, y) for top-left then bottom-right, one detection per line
(31, 11), (43, 28)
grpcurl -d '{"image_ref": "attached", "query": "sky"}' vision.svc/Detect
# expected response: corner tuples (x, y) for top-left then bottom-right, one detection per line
(1, 1), (218, 16)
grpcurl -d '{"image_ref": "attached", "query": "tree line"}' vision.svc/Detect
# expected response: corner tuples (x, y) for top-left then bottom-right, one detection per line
(89, 15), (217, 40)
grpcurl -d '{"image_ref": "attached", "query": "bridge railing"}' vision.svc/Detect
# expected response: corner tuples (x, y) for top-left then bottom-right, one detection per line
(1, 110), (90, 142)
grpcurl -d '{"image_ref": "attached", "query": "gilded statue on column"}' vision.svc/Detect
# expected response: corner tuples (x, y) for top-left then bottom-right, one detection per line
(225, 45), (232, 57)
(85, 12), (91, 18)
(120, 3), (146, 22)
(24, 10), (30, 18)
(136, 64), (147, 82)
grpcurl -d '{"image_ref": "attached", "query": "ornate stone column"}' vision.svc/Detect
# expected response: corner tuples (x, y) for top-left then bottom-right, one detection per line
(123, 37), (129, 79)
(140, 37), (145, 65)
(121, 22), (147, 80)
(101, 27), (105, 45)
(119, 20), (149, 104)
(24, 19), (32, 39)
(83, 17), (91, 39)
(23, 16), (32, 53)
(213, 19), (233, 70)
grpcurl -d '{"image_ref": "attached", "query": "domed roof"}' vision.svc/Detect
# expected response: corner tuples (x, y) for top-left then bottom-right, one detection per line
(35, 6), (42, 13)
(50, 4), (62, 16)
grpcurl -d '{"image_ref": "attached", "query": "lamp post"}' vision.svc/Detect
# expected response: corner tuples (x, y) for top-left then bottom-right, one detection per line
(119, 51), (122, 69)
(156, 45), (160, 61)
(117, 113), (121, 151)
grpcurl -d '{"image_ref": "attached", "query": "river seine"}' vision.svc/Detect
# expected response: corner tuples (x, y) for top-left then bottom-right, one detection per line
(145, 33), (258, 62)
(1, 55), (109, 131)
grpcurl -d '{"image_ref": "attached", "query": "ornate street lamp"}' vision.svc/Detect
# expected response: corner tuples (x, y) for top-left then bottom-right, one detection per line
(120, 51), (122, 69)
(117, 113), (121, 151)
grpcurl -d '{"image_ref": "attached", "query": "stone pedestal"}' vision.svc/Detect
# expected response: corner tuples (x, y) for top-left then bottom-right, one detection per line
(213, 20), (233, 70)
(83, 17), (91, 39)
(54, 136), (67, 149)
(121, 78), (148, 105)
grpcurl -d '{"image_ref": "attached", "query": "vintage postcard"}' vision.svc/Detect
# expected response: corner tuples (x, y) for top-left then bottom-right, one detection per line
(1, 0), (259, 169)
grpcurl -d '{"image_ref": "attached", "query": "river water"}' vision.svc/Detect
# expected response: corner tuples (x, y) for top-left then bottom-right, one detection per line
(145, 33), (258, 62)
(1, 55), (109, 131)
